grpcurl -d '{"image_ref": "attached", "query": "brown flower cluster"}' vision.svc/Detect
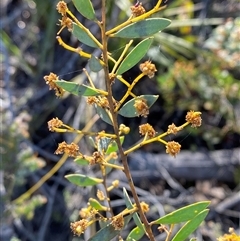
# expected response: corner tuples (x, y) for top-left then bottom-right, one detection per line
(111, 215), (124, 230)
(166, 141), (181, 157)
(44, 72), (64, 97)
(92, 151), (104, 164)
(139, 61), (157, 78)
(55, 141), (80, 157)
(87, 96), (109, 109)
(134, 97), (149, 117)
(70, 219), (88, 236)
(167, 123), (181, 134)
(47, 117), (63, 131)
(185, 110), (202, 127)
(59, 16), (73, 32)
(56, 1), (68, 15)
(131, 2), (146, 17)
(139, 123), (156, 138)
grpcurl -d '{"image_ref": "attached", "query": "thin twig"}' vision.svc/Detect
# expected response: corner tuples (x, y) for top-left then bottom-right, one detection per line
(100, 1), (155, 240)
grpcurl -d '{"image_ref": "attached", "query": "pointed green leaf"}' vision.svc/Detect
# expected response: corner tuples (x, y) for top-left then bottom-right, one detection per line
(113, 18), (171, 38)
(89, 198), (108, 211)
(89, 55), (103, 72)
(72, 0), (96, 20)
(72, 23), (98, 48)
(106, 136), (125, 154)
(55, 80), (101, 96)
(118, 95), (159, 118)
(116, 38), (153, 75)
(123, 188), (145, 232)
(65, 174), (103, 186)
(172, 209), (209, 241)
(127, 226), (145, 241)
(95, 105), (113, 125)
(74, 157), (89, 166)
(153, 201), (210, 224)
(89, 215), (133, 241)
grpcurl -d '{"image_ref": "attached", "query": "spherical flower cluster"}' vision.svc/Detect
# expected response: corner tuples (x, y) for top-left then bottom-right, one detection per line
(111, 215), (124, 230)
(166, 141), (181, 157)
(134, 97), (149, 117)
(139, 61), (157, 78)
(92, 151), (104, 164)
(131, 2), (146, 17)
(70, 219), (88, 236)
(167, 123), (181, 134)
(56, 1), (68, 16)
(139, 123), (156, 138)
(185, 110), (202, 127)
(47, 117), (63, 131)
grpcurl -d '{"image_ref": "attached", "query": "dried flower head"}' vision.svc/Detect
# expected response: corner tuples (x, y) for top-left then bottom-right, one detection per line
(186, 110), (202, 127)
(217, 228), (240, 241)
(55, 141), (80, 157)
(87, 96), (109, 109)
(140, 202), (149, 213)
(59, 16), (73, 31)
(111, 215), (124, 230)
(92, 151), (104, 164)
(56, 1), (68, 16)
(167, 123), (181, 134)
(70, 219), (88, 236)
(166, 141), (181, 157)
(131, 1), (146, 17)
(48, 117), (63, 131)
(139, 61), (157, 78)
(134, 97), (149, 117)
(44, 72), (64, 97)
(139, 123), (156, 138)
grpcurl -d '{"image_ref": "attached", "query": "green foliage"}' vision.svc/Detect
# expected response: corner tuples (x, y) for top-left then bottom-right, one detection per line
(116, 38), (154, 75)
(73, 23), (99, 48)
(123, 188), (145, 238)
(72, 0), (96, 20)
(55, 80), (102, 96)
(153, 201), (210, 224)
(172, 210), (209, 241)
(65, 174), (103, 186)
(113, 18), (171, 38)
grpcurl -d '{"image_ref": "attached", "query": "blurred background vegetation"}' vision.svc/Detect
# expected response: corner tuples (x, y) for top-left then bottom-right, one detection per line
(1, 0), (240, 240)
